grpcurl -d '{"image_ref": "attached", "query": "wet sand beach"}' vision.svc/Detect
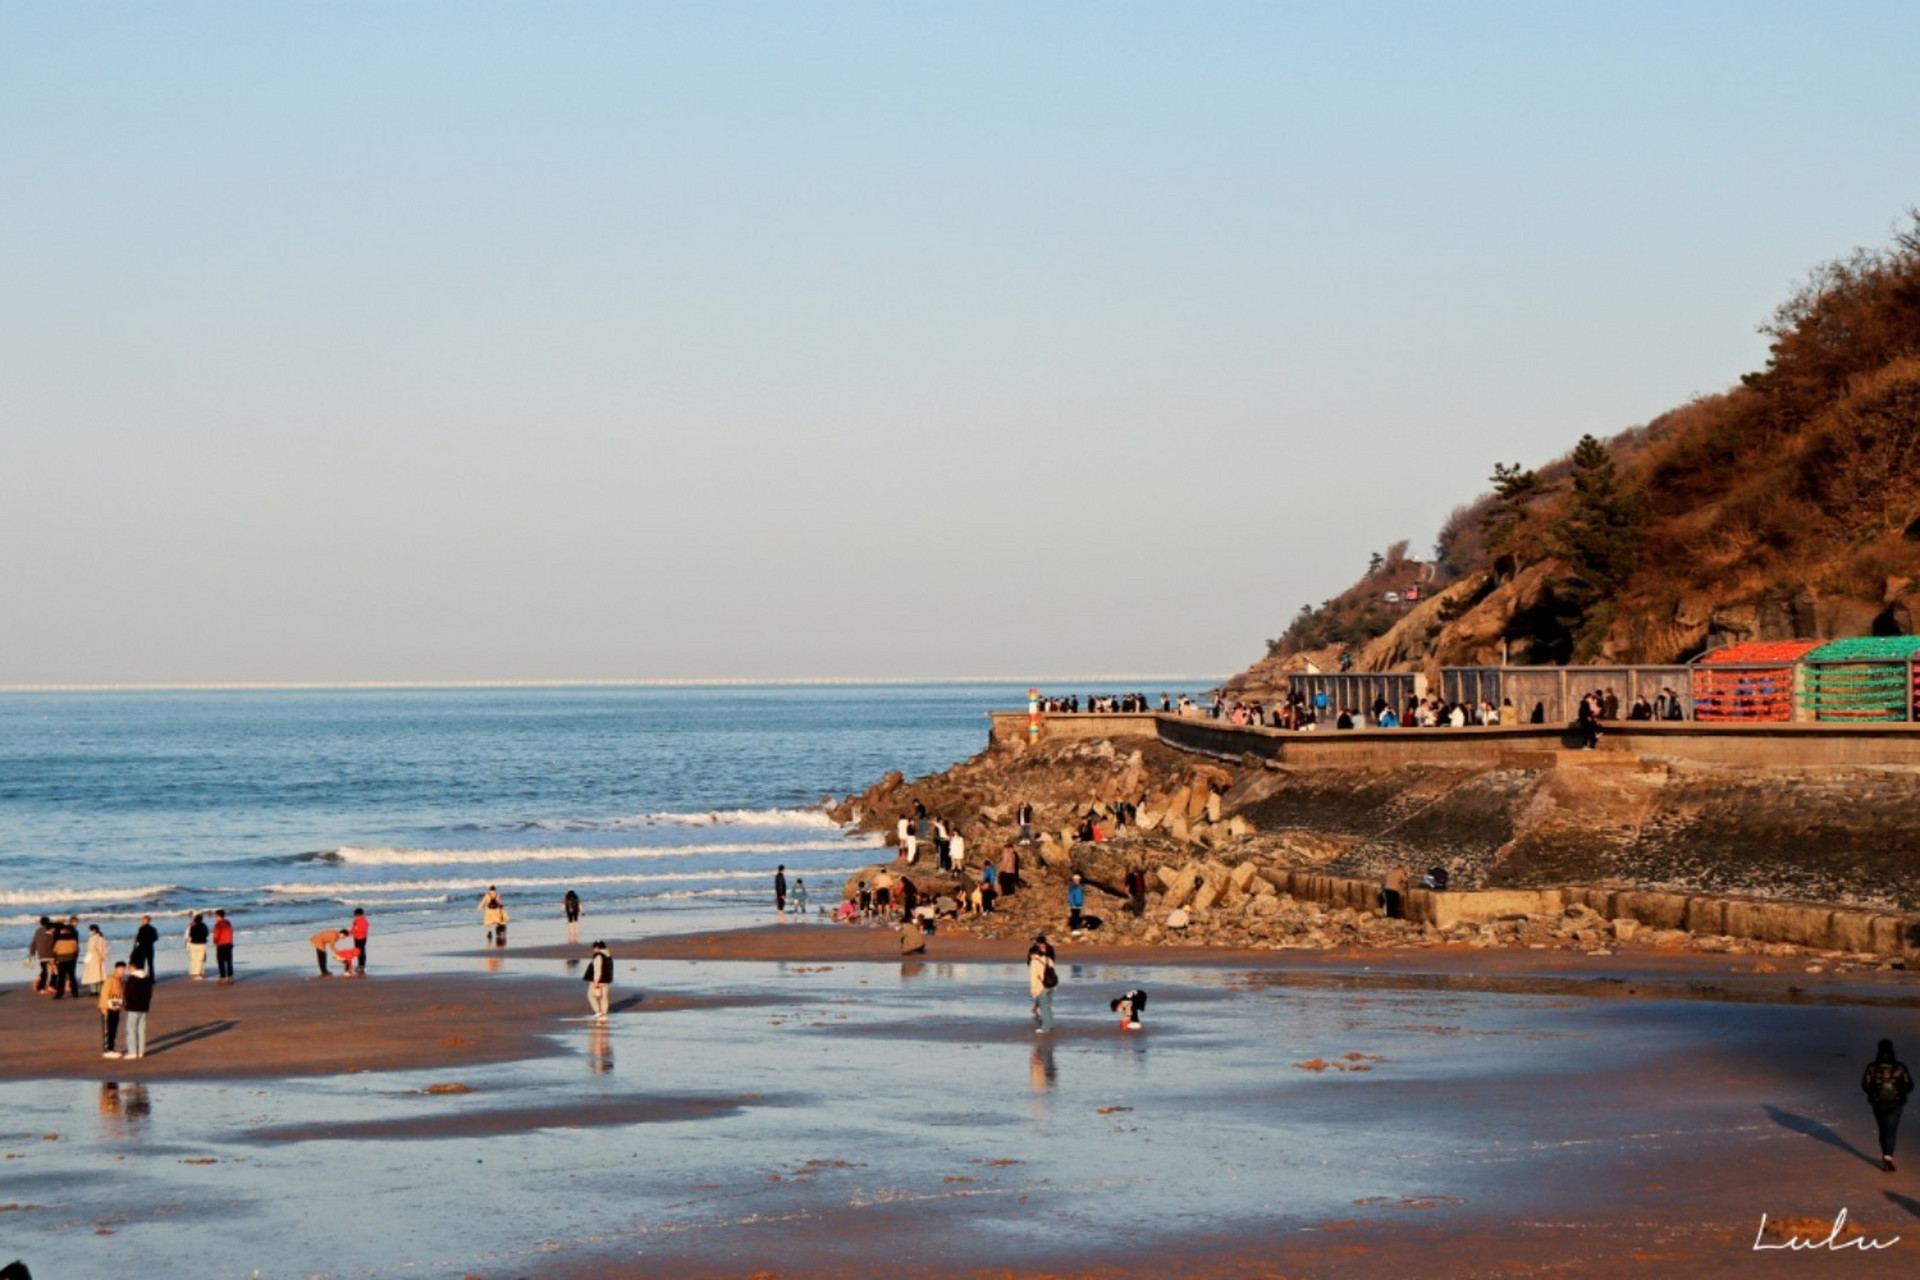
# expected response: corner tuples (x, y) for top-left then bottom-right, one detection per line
(3, 917), (1918, 1277)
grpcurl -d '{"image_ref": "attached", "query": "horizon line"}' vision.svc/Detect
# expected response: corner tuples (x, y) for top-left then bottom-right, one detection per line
(0, 674), (1228, 695)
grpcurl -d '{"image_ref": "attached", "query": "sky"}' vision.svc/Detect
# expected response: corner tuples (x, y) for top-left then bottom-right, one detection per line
(4, 2), (1918, 686)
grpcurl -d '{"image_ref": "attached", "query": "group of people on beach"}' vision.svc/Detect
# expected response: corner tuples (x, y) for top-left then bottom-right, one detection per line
(25, 910), (237, 1059)
(309, 908), (371, 976)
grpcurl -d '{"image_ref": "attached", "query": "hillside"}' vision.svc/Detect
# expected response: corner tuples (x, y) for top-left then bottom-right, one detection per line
(1232, 214), (1920, 694)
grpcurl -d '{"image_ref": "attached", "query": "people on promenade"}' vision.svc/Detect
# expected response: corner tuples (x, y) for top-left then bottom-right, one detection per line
(99, 960), (127, 1058)
(212, 909), (236, 983)
(563, 889), (582, 943)
(83, 924), (109, 995)
(121, 963), (154, 1059)
(583, 940), (613, 1021)
(311, 926), (347, 977)
(480, 887), (509, 946)
(131, 915), (160, 978)
(1028, 934), (1058, 1033)
(774, 865), (788, 918)
(1863, 1039), (1914, 1172)
(185, 913), (209, 980)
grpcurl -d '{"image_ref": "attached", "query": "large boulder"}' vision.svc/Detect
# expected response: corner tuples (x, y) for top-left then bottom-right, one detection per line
(1162, 866), (1204, 910)
(1068, 843), (1141, 898)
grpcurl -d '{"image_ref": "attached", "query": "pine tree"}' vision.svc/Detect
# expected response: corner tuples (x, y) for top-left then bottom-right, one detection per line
(1551, 435), (1648, 657)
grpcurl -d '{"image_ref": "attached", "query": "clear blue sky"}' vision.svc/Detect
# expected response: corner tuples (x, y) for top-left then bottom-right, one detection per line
(4, 2), (1916, 685)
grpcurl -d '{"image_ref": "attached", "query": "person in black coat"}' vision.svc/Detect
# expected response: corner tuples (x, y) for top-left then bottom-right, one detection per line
(1863, 1038), (1915, 1171)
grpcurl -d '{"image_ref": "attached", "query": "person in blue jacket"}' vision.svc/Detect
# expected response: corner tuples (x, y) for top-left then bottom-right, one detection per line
(1067, 874), (1086, 935)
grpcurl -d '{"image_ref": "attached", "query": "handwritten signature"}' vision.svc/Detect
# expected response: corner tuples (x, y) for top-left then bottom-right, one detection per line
(1754, 1209), (1901, 1252)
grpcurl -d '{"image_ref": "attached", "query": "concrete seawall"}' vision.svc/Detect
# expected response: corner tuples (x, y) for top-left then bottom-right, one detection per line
(991, 711), (1920, 769)
(1263, 871), (1919, 956)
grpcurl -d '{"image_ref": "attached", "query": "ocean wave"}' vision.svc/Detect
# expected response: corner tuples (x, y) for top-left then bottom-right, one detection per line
(263, 866), (862, 897)
(466, 807), (840, 834)
(313, 838), (876, 867)
(0, 884), (176, 909)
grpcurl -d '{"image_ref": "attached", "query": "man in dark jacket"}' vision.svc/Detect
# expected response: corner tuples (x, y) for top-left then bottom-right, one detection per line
(131, 915), (160, 978)
(1863, 1039), (1915, 1171)
(122, 965), (155, 1059)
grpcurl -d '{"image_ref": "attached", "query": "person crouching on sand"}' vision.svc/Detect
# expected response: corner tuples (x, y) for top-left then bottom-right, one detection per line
(311, 926), (347, 977)
(1863, 1038), (1915, 1171)
(1110, 988), (1147, 1031)
(583, 941), (613, 1020)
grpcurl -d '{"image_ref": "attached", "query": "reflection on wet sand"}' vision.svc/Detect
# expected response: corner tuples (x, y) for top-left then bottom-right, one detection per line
(589, 1023), (612, 1074)
(1029, 1040), (1057, 1110)
(99, 1081), (151, 1134)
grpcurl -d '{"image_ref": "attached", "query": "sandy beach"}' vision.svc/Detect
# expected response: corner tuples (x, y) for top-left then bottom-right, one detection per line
(4, 916), (1919, 1277)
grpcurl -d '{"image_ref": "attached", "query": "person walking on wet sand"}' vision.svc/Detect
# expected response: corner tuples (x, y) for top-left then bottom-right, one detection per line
(563, 889), (582, 942)
(793, 878), (808, 917)
(1863, 1038), (1914, 1171)
(774, 864), (788, 919)
(1028, 934), (1058, 1033)
(480, 887), (509, 945)
(350, 908), (370, 974)
(583, 940), (613, 1021)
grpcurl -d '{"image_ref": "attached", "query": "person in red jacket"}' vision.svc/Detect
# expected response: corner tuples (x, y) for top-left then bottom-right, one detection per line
(212, 909), (236, 984)
(349, 908), (370, 975)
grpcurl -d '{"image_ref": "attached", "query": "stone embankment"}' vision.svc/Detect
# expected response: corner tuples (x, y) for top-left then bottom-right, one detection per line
(830, 728), (1920, 960)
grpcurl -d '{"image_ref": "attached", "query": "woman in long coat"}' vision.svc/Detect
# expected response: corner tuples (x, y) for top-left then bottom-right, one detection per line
(81, 924), (110, 994)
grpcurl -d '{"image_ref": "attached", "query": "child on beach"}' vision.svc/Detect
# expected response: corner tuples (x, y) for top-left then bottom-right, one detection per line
(1110, 988), (1147, 1030)
(793, 879), (807, 916)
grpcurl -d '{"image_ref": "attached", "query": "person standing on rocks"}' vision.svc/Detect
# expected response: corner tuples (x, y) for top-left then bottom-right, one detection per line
(1863, 1038), (1914, 1171)
(1067, 875), (1086, 935)
(999, 844), (1020, 897)
(1028, 934), (1058, 1033)
(1017, 801), (1033, 844)
(1125, 867), (1149, 917)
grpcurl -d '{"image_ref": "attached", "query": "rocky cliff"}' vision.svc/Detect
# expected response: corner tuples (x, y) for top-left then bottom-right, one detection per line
(1233, 216), (1920, 695)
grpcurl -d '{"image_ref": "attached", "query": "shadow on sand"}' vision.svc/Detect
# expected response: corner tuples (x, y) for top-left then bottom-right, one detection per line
(1763, 1104), (1879, 1168)
(145, 1019), (239, 1057)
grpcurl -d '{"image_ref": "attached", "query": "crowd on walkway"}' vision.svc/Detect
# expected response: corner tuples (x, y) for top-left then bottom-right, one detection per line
(1204, 684), (1693, 732)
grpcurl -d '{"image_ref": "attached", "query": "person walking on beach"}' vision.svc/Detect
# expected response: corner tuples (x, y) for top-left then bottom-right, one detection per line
(51, 918), (81, 998)
(311, 926), (347, 977)
(99, 960), (127, 1058)
(350, 908), (370, 974)
(121, 963), (154, 1059)
(83, 924), (109, 995)
(28, 917), (54, 994)
(212, 909), (235, 984)
(774, 865), (788, 919)
(185, 913), (209, 980)
(131, 915), (160, 978)
(563, 890), (582, 943)
(1863, 1038), (1915, 1171)
(480, 887), (509, 946)
(583, 940), (613, 1021)
(1028, 934), (1058, 1033)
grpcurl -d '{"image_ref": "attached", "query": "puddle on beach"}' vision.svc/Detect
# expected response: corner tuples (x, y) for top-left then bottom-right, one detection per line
(6, 921), (1920, 1276)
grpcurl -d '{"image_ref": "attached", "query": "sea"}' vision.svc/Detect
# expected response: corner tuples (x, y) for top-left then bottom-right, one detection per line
(0, 681), (1209, 955)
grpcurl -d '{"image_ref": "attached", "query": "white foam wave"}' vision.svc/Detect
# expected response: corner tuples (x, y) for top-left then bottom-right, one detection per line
(325, 838), (876, 867)
(0, 884), (175, 909)
(263, 866), (862, 897)
(480, 808), (840, 834)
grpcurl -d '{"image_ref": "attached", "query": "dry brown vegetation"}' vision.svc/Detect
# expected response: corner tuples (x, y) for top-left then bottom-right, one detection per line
(1251, 212), (1920, 680)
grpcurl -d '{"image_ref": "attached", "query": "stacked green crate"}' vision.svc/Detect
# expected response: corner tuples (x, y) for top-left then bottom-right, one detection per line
(1801, 637), (1920, 721)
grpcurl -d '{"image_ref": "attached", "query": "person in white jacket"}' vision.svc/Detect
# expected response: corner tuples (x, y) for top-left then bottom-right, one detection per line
(1027, 934), (1058, 1033)
(82, 924), (110, 995)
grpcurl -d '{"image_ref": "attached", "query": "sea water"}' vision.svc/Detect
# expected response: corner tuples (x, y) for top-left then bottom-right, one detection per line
(0, 683), (1047, 952)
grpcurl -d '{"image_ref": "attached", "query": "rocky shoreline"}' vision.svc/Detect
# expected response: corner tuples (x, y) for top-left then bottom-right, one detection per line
(829, 730), (1920, 972)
